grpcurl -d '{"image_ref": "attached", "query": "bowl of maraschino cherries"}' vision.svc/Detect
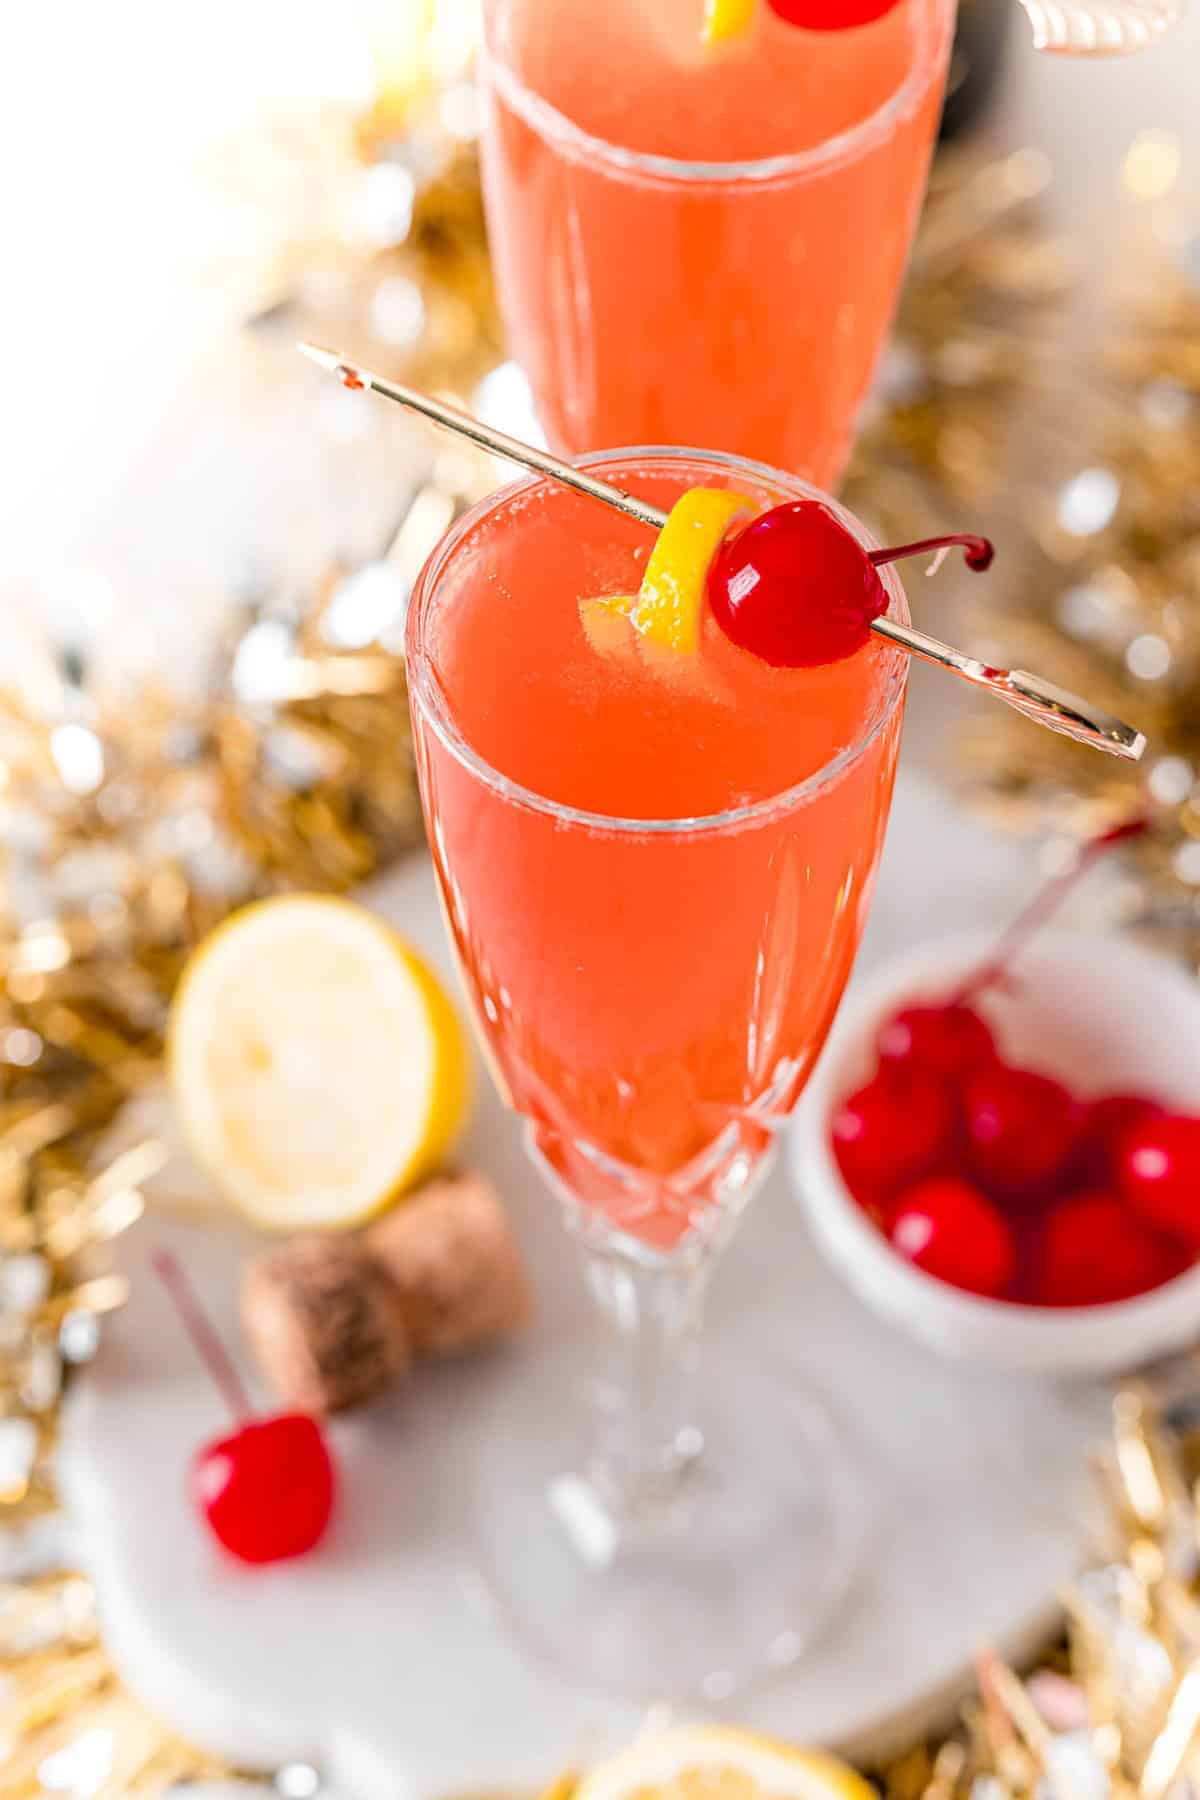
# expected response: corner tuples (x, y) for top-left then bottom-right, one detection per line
(795, 820), (1200, 1374)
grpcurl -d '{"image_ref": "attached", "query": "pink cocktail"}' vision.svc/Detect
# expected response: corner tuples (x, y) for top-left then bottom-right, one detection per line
(480, 0), (954, 484)
(407, 447), (908, 1696)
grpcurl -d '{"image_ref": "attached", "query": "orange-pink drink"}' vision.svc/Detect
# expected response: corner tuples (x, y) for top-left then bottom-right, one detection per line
(407, 453), (908, 1248)
(480, 0), (954, 485)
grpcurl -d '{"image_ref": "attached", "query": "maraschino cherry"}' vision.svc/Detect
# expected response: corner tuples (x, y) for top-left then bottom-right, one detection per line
(827, 813), (1200, 1309)
(153, 1250), (336, 1564)
(831, 1070), (953, 1198)
(1031, 1192), (1186, 1307)
(768, 0), (902, 26)
(706, 499), (992, 669)
(1119, 1115), (1200, 1249)
(964, 1065), (1082, 1198)
(877, 1002), (996, 1082)
(1076, 1093), (1165, 1185)
(889, 1178), (1015, 1298)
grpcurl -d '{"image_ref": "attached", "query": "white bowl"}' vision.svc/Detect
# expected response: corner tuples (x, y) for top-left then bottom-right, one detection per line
(791, 927), (1200, 1374)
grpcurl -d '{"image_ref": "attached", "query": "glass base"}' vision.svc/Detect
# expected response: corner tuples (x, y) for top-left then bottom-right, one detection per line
(472, 1346), (869, 1704)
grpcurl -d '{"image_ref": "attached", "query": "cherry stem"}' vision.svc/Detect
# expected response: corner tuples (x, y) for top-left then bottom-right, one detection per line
(869, 533), (994, 573)
(151, 1248), (253, 1423)
(956, 816), (1151, 1006)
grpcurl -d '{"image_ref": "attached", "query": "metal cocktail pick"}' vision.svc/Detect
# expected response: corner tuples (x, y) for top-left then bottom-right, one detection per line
(298, 342), (1146, 762)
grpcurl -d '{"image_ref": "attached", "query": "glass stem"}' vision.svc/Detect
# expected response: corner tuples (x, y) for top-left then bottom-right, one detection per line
(570, 1214), (716, 1526)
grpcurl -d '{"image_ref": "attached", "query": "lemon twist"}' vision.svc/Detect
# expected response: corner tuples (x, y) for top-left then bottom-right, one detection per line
(702, 0), (759, 44)
(634, 487), (753, 654)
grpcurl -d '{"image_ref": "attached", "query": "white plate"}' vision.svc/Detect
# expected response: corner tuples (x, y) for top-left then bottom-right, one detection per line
(58, 776), (1112, 1797)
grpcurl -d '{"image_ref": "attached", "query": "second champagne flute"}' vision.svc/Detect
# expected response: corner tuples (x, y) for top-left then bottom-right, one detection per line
(479, 0), (955, 486)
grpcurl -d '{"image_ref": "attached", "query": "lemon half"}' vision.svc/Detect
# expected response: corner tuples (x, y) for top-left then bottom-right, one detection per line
(576, 1729), (876, 1800)
(168, 894), (470, 1231)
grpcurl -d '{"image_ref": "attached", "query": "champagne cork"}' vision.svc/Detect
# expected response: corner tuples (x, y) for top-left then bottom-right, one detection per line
(241, 1234), (411, 1415)
(365, 1171), (532, 1357)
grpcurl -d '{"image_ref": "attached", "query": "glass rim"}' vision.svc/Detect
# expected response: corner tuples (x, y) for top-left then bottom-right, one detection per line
(479, 0), (946, 189)
(405, 446), (911, 840)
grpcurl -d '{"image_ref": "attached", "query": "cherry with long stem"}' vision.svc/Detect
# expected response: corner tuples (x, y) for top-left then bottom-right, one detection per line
(957, 816), (1150, 1006)
(847, 814), (1172, 1306)
(152, 1247), (336, 1564)
(874, 814), (1152, 1085)
(152, 1248), (252, 1420)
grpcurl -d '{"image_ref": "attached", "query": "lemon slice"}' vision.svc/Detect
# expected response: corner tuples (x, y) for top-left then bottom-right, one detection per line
(576, 1729), (876, 1800)
(634, 487), (753, 655)
(702, 0), (758, 44)
(168, 894), (470, 1231)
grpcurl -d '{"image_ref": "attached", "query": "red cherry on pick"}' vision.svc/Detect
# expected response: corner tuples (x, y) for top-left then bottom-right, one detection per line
(889, 1177), (1016, 1298)
(706, 500), (992, 669)
(708, 501), (886, 668)
(831, 1070), (954, 1198)
(1031, 1192), (1186, 1307)
(965, 1064), (1082, 1199)
(1119, 1114), (1200, 1249)
(195, 1414), (335, 1565)
(876, 1002), (996, 1081)
(768, 0), (902, 25)
(153, 1250), (336, 1564)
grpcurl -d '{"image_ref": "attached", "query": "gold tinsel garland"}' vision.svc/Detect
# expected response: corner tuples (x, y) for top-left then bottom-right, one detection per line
(0, 592), (438, 1799)
(4, 73), (1200, 1800)
(952, 236), (1200, 958)
(844, 140), (1200, 963)
(876, 1383), (1200, 1800)
(845, 146), (1074, 531)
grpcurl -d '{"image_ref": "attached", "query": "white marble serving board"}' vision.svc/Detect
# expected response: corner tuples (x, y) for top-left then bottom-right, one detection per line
(58, 775), (1115, 1799)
